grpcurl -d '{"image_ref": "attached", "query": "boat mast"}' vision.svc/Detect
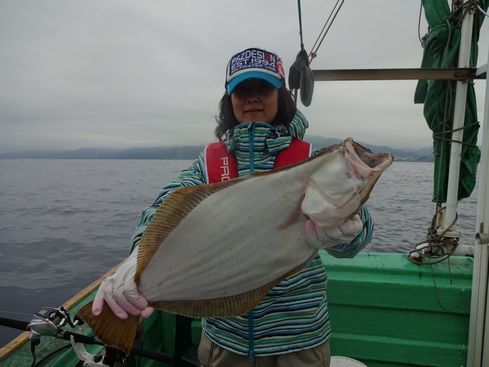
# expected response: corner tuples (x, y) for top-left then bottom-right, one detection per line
(441, 2), (476, 243)
(467, 16), (489, 367)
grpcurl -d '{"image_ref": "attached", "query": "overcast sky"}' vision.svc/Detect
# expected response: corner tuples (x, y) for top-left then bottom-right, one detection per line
(1, 0), (488, 153)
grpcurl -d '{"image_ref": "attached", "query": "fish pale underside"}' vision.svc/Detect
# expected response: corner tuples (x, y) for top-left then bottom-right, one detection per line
(78, 137), (393, 352)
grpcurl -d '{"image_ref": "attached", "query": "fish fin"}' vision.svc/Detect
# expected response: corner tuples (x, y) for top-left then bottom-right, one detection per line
(77, 301), (139, 353)
(152, 253), (317, 317)
(134, 179), (242, 283)
(152, 283), (274, 317)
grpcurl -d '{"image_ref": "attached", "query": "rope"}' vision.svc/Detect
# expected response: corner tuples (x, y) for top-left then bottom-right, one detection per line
(309, 0), (341, 54)
(432, 121), (480, 147)
(408, 206), (459, 266)
(297, 0), (305, 50)
(418, 3), (424, 45)
(309, 0), (345, 63)
(478, 4), (489, 17)
(429, 260), (456, 312)
(451, 0), (478, 25)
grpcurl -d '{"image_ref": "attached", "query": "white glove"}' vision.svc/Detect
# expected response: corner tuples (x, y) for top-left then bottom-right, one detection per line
(305, 214), (363, 249)
(92, 249), (153, 319)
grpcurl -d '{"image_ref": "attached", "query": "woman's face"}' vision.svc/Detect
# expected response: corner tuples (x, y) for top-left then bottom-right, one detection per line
(231, 79), (279, 123)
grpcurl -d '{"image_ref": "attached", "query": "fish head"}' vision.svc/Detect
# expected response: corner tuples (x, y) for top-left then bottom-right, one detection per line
(301, 138), (393, 227)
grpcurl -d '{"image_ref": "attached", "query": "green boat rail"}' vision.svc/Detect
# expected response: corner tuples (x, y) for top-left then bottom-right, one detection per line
(0, 251), (473, 367)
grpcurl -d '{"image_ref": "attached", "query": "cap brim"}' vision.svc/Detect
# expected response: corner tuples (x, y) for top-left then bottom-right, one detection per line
(226, 71), (284, 95)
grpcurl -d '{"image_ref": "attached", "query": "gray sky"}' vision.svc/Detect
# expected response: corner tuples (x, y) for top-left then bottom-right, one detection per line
(1, 0), (488, 153)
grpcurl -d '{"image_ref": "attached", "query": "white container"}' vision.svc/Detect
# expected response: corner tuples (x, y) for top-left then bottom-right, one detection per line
(330, 356), (367, 367)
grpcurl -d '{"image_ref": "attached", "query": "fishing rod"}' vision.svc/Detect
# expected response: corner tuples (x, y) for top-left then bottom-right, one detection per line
(0, 307), (184, 367)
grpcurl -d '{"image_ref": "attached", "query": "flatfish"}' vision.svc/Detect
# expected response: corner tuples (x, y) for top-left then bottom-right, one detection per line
(78, 138), (394, 352)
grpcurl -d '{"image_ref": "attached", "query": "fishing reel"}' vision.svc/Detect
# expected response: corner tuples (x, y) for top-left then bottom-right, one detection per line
(28, 306), (79, 340)
(27, 307), (119, 367)
(22, 306), (177, 367)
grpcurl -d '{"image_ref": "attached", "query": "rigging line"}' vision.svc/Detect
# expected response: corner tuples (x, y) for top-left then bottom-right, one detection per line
(451, 0), (475, 25)
(478, 4), (489, 17)
(418, 2), (424, 45)
(297, 0), (305, 50)
(432, 136), (479, 147)
(309, 0), (345, 63)
(442, 19), (453, 66)
(430, 261), (457, 312)
(427, 206), (458, 238)
(438, 212), (459, 237)
(433, 120), (481, 135)
(310, 0), (345, 62)
(408, 245), (453, 266)
(448, 256), (453, 286)
(309, 0), (341, 54)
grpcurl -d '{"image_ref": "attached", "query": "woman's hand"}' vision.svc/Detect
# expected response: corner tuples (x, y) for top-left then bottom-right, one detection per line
(92, 250), (153, 319)
(305, 214), (363, 249)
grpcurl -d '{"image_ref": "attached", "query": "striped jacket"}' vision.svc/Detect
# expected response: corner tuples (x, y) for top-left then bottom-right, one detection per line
(129, 110), (373, 356)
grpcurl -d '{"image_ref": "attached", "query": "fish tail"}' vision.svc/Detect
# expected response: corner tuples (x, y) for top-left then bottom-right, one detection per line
(77, 301), (139, 353)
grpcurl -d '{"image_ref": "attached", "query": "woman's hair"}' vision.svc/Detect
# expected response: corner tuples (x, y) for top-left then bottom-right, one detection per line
(214, 86), (297, 141)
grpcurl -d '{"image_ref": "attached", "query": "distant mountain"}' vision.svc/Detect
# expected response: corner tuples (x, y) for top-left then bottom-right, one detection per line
(0, 137), (434, 162)
(404, 146), (436, 162)
(306, 135), (433, 162)
(0, 146), (206, 160)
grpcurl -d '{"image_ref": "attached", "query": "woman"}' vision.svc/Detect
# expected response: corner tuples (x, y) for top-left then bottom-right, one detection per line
(92, 47), (373, 367)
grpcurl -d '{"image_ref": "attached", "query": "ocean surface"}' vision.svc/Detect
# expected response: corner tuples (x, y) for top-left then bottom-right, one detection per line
(0, 159), (479, 346)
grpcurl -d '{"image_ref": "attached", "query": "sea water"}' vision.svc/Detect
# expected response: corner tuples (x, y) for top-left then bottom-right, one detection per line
(0, 159), (479, 345)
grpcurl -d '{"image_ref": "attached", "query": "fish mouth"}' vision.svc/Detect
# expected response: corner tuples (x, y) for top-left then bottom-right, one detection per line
(344, 137), (394, 174)
(343, 137), (394, 207)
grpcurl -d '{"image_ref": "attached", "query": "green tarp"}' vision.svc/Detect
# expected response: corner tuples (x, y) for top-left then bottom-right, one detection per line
(415, 0), (487, 203)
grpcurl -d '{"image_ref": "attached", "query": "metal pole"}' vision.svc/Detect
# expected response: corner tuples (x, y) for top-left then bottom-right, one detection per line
(467, 24), (489, 367)
(442, 8), (475, 233)
(311, 67), (480, 81)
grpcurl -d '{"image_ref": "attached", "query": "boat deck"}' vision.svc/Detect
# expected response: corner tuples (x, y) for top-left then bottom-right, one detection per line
(0, 251), (473, 367)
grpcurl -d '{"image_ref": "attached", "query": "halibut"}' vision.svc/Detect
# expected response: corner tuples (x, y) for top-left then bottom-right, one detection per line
(78, 138), (394, 352)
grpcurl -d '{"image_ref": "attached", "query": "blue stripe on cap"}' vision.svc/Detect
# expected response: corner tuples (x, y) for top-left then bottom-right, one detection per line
(226, 71), (284, 95)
